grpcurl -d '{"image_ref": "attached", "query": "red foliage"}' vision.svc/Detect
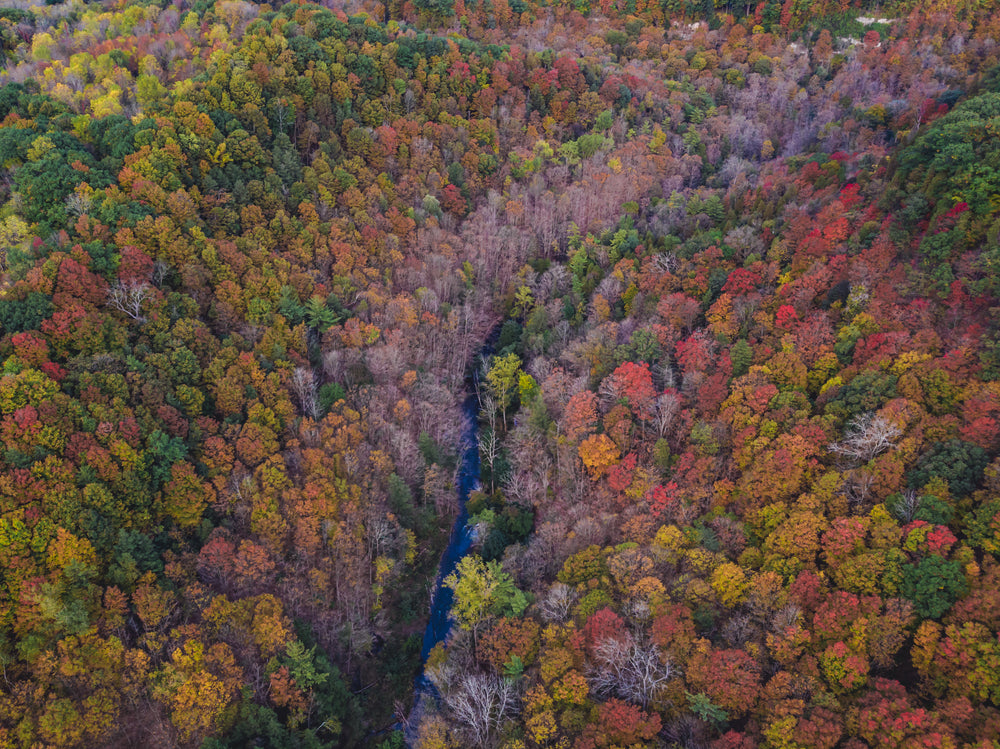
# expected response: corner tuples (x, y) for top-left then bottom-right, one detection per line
(584, 608), (627, 653)
(686, 649), (761, 716)
(648, 482), (679, 520)
(11, 332), (49, 368)
(775, 304), (799, 330)
(723, 268), (762, 295)
(607, 452), (638, 495)
(607, 362), (657, 421)
(576, 699), (661, 748)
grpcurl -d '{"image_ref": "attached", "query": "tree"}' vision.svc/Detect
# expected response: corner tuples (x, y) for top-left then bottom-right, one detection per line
(106, 280), (152, 322)
(579, 434), (621, 479)
(477, 618), (540, 670)
(289, 367), (318, 419)
(588, 633), (674, 707)
(563, 390), (599, 442)
(901, 555), (968, 620)
(484, 353), (523, 426)
(686, 649), (760, 718)
(161, 462), (215, 528)
(581, 698), (661, 747)
(538, 583), (577, 623)
(444, 556), (527, 644)
(443, 673), (518, 748)
(152, 639), (243, 744)
(602, 361), (657, 422)
(828, 412), (902, 464)
(908, 440), (988, 497)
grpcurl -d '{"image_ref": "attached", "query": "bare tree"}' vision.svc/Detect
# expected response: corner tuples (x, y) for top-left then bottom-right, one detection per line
(152, 261), (170, 287)
(652, 391), (682, 438)
(652, 360), (677, 391)
(829, 412), (902, 463)
(443, 672), (519, 748)
(538, 582), (577, 623)
(652, 251), (678, 274)
(65, 191), (92, 217)
(598, 373), (625, 409)
(588, 634), (675, 708)
(289, 367), (318, 419)
(107, 280), (151, 322)
(843, 468), (877, 511)
(478, 393), (502, 491)
(889, 488), (920, 523)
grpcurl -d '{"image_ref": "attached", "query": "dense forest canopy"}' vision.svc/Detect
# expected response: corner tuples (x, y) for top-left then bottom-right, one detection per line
(0, 0), (999, 746)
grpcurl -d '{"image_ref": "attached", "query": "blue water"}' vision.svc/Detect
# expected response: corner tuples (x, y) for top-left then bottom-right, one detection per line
(415, 391), (481, 685)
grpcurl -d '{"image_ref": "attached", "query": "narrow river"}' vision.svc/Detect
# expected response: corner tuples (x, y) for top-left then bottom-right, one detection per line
(407, 389), (481, 734)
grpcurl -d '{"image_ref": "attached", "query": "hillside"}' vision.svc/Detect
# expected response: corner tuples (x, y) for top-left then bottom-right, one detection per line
(0, 0), (998, 746)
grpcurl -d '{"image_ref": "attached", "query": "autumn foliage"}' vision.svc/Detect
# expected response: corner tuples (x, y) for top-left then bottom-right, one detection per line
(0, 0), (999, 745)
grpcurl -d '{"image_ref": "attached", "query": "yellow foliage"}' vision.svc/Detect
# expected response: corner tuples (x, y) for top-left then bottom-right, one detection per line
(651, 524), (689, 564)
(685, 547), (721, 576)
(527, 709), (558, 744)
(683, 577), (714, 607)
(707, 293), (738, 340)
(154, 639), (241, 743)
(591, 293), (611, 323)
(415, 716), (454, 749)
(711, 562), (749, 607)
(578, 433), (620, 479)
(911, 620), (941, 676)
(630, 576), (666, 605)
(47, 529), (97, 571)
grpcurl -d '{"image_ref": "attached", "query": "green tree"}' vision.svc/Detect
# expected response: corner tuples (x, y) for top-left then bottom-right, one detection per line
(901, 555), (967, 619)
(908, 439), (988, 497)
(730, 339), (753, 377)
(444, 555), (527, 644)
(484, 353), (523, 426)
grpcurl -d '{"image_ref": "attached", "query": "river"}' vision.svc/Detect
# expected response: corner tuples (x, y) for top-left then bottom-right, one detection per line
(406, 389), (482, 736)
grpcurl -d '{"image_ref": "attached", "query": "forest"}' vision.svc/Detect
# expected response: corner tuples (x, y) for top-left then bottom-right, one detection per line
(0, 0), (998, 745)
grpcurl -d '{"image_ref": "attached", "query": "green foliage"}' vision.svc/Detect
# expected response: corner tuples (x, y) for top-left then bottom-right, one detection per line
(318, 383), (346, 413)
(0, 292), (53, 333)
(901, 555), (968, 619)
(479, 498), (534, 562)
(652, 438), (673, 474)
(908, 440), (988, 497)
(375, 731), (406, 749)
(730, 338), (753, 377)
(557, 545), (608, 585)
(575, 588), (614, 619)
(964, 499), (1000, 554)
(914, 495), (954, 525)
(896, 91), (1000, 224)
(485, 352), (524, 423)
(387, 474), (417, 530)
(145, 430), (188, 491)
(503, 655), (524, 680)
(108, 529), (163, 590)
(413, 0), (455, 20)
(444, 555), (528, 633)
(826, 371), (898, 420)
(496, 319), (523, 356)
(686, 691), (728, 725)
(417, 431), (446, 466)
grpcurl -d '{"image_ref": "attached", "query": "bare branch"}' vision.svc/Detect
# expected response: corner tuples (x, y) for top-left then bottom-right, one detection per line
(652, 390), (682, 438)
(289, 367), (319, 419)
(588, 634), (675, 708)
(107, 280), (151, 322)
(828, 412), (902, 464)
(538, 582), (577, 623)
(443, 672), (519, 748)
